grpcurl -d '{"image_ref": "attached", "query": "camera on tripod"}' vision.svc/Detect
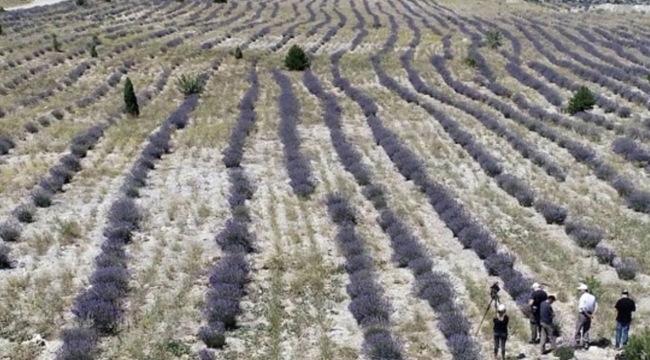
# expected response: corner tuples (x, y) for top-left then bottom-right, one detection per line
(490, 282), (500, 301)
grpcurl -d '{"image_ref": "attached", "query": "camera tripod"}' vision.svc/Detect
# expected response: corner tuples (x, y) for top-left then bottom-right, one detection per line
(475, 284), (501, 337)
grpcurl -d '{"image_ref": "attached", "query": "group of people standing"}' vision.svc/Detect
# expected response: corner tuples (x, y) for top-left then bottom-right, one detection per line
(492, 282), (636, 359)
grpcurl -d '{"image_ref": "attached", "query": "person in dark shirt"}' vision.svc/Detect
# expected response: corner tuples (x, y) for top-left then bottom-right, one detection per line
(615, 289), (636, 349)
(539, 295), (556, 354)
(493, 304), (509, 360)
(528, 282), (548, 343)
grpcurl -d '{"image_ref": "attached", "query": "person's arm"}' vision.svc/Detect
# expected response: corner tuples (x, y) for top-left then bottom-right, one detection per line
(592, 301), (598, 318)
(632, 300), (637, 313)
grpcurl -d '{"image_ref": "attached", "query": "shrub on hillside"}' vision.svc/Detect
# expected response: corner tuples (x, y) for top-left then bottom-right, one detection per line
(534, 201), (567, 225)
(176, 74), (205, 97)
(594, 246), (615, 265)
(363, 327), (403, 360)
(13, 204), (35, 223)
(486, 30), (502, 49)
(214, 0), (227, 3)
(553, 346), (574, 360)
(285, 45), (309, 71)
(90, 44), (98, 58)
(624, 327), (650, 360)
(565, 220), (602, 248)
(484, 252), (515, 276)
(463, 56), (478, 68)
(57, 328), (98, 360)
(0, 245), (11, 269)
(124, 77), (139, 117)
(616, 258), (638, 280)
(233, 46), (242, 59)
(198, 326), (225, 349)
(76, 0), (86, 5)
(0, 136), (14, 155)
(0, 221), (21, 242)
(32, 188), (53, 207)
(567, 86), (596, 115)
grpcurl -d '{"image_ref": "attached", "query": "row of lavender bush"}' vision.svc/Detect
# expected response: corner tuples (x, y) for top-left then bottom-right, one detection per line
(199, 68), (259, 357)
(432, 49), (650, 217)
(325, 194), (403, 360)
(272, 69), (315, 197)
(332, 47), (536, 306)
(304, 68), (481, 360)
(331, 47), (532, 351)
(0, 68), (174, 269)
(427, 17), (640, 279)
(57, 72), (209, 360)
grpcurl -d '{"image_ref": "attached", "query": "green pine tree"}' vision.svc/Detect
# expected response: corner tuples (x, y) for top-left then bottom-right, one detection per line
(567, 86), (595, 115)
(124, 77), (139, 117)
(285, 45), (309, 71)
(52, 34), (62, 52)
(234, 46), (243, 59)
(90, 44), (98, 58)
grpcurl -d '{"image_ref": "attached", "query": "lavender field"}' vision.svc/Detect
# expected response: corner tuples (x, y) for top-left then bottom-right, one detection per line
(0, 0), (649, 359)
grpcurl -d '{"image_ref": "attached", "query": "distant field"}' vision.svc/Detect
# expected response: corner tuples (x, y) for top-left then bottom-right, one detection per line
(0, 0), (29, 8)
(0, 0), (649, 359)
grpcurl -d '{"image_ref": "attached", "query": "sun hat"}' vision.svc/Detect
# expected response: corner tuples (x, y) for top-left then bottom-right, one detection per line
(498, 304), (506, 312)
(578, 283), (589, 291)
(622, 289), (629, 295)
(532, 282), (541, 289)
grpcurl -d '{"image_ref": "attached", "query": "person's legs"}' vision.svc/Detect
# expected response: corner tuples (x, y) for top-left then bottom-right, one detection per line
(616, 321), (623, 348)
(540, 324), (548, 353)
(547, 324), (556, 350)
(583, 317), (591, 348)
(530, 319), (539, 343)
(574, 314), (584, 346)
(494, 334), (499, 358)
(622, 322), (631, 346)
(542, 323), (556, 352)
(500, 335), (507, 360)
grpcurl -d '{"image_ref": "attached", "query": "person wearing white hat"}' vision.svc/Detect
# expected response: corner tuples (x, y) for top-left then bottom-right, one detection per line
(528, 282), (548, 344)
(493, 304), (509, 360)
(574, 283), (598, 349)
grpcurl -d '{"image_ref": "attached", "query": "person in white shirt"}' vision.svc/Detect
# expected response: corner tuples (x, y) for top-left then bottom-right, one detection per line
(574, 283), (598, 349)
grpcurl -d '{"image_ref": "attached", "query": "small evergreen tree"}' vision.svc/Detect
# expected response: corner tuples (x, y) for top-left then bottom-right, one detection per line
(89, 44), (98, 58)
(52, 34), (62, 52)
(646, 73), (650, 83)
(124, 77), (139, 117)
(214, 0), (227, 3)
(76, 0), (86, 5)
(567, 86), (596, 114)
(0, 24), (3, 36)
(234, 46), (243, 59)
(486, 30), (503, 49)
(285, 45), (309, 71)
